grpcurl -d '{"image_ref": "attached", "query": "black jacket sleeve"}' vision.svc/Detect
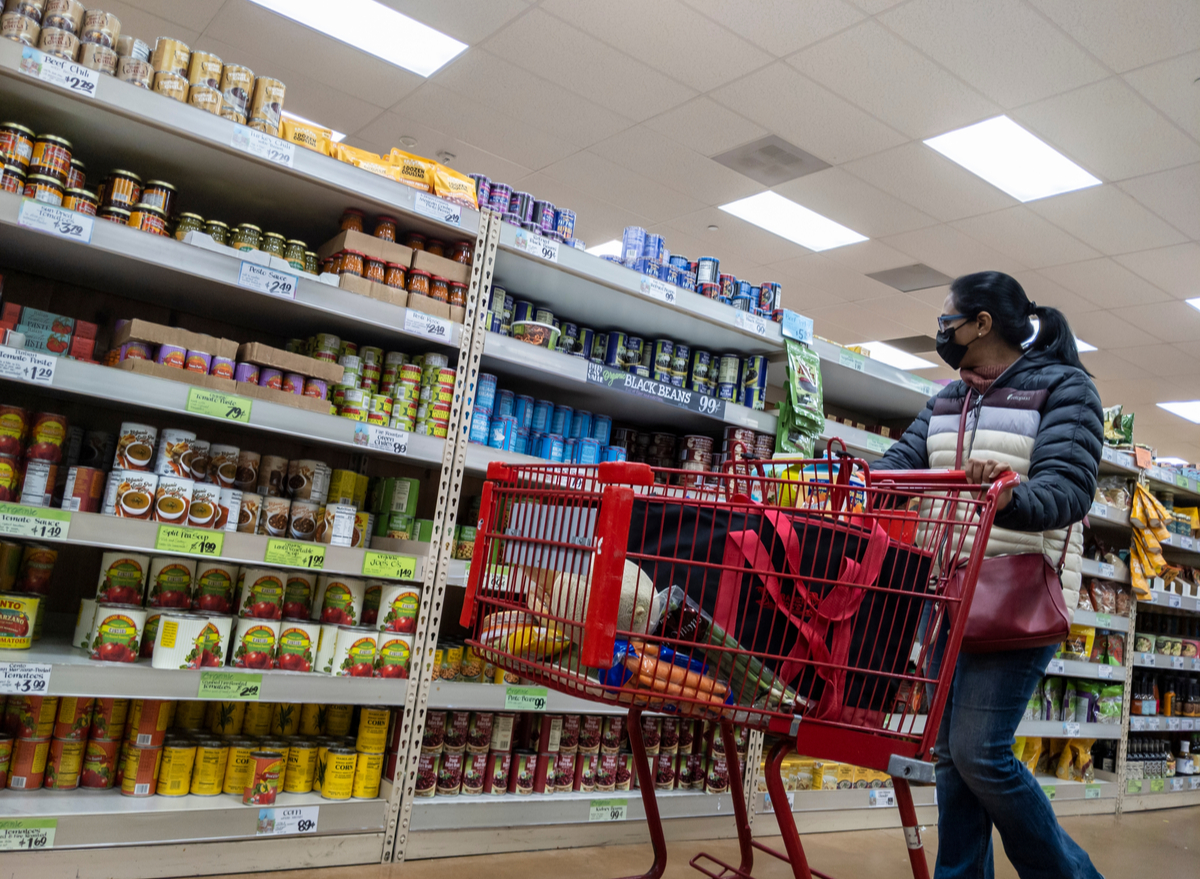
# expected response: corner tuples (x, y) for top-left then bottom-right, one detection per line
(992, 368), (1103, 533)
(872, 394), (936, 472)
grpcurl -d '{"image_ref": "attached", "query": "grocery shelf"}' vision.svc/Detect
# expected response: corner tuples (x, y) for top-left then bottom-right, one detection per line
(1080, 557), (1132, 584)
(1141, 589), (1200, 613)
(1130, 652), (1200, 672)
(820, 421), (893, 459)
(1099, 445), (1200, 507)
(0, 356), (447, 468)
(1071, 609), (1131, 633)
(1086, 501), (1131, 530)
(0, 636), (410, 704)
(811, 339), (939, 420)
(427, 680), (628, 715)
(1016, 721), (1125, 740)
(1128, 715), (1199, 733)
(1122, 778), (1200, 798)
(1044, 658), (1125, 682)
(0, 39), (477, 245)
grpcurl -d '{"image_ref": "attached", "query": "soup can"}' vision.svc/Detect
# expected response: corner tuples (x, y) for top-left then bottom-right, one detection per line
(190, 738), (229, 795)
(116, 55), (152, 87)
(146, 556), (196, 609)
(187, 482), (220, 528)
(237, 492), (261, 533)
(150, 35), (188, 76)
(238, 568), (284, 619)
(80, 737), (120, 788)
(187, 49), (221, 88)
(244, 750), (283, 805)
(120, 744), (162, 796)
(314, 575), (365, 626)
(152, 474), (192, 524)
(113, 422), (156, 470)
(61, 464), (105, 511)
(249, 76), (285, 134)
(274, 620), (319, 673)
(157, 740), (196, 796)
(258, 454), (288, 497)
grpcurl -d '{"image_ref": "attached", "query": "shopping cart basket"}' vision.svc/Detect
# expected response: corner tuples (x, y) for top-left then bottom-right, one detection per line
(460, 453), (1017, 879)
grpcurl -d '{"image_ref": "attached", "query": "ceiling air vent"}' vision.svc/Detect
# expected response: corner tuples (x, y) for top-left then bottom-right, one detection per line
(866, 264), (953, 292)
(881, 335), (939, 355)
(711, 135), (830, 187)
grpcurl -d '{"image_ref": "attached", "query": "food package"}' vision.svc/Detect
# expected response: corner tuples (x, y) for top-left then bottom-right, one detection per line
(1037, 737), (1066, 775)
(1055, 738), (1095, 783)
(335, 143), (401, 182)
(777, 338), (823, 457)
(1075, 586), (1094, 612)
(1024, 684), (1043, 721)
(478, 610), (570, 660)
(1073, 681), (1100, 723)
(1042, 677), (1063, 721)
(1058, 624), (1094, 662)
(1103, 405), (1133, 446)
(280, 118), (333, 156)
(1062, 680), (1079, 722)
(432, 163), (478, 210)
(389, 149), (434, 192)
(1096, 684), (1123, 724)
(1089, 580), (1117, 614)
(1016, 737), (1042, 774)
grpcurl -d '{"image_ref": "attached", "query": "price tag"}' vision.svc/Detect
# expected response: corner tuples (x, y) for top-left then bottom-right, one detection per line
(868, 789), (896, 808)
(20, 47), (97, 97)
(186, 387), (252, 424)
(1098, 664), (1114, 680)
(734, 311), (769, 337)
(514, 229), (559, 263)
(231, 125), (295, 168)
(0, 502), (69, 540)
(1127, 778), (1142, 794)
(585, 361), (726, 420)
(264, 539), (325, 570)
(1094, 613), (1112, 627)
(781, 310), (813, 345)
(156, 525), (224, 557)
(17, 198), (94, 244)
(764, 791), (796, 811)
(1147, 716), (1161, 730)
(1084, 785), (1101, 800)
(1150, 778), (1165, 793)
(0, 818), (56, 851)
(1182, 719), (1195, 731)
(0, 662), (52, 696)
(1062, 722), (1080, 737)
(1130, 717), (1145, 732)
(588, 799), (627, 822)
(1171, 655), (1185, 669)
(403, 308), (452, 342)
(864, 434), (893, 454)
(1146, 590), (1158, 603)
(238, 261), (297, 300)
(1168, 594), (1182, 608)
(197, 670), (262, 700)
(1041, 784), (1056, 800)
(638, 276), (678, 306)
(0, 345), (56, 386)
(257, 805), (318, 836)
(838, 349), (866, 372)
(1168, 718), (1182, 731)
(1176, 474), (1190, 489)
(361, 551), (418, 580)
(1191, 777), (1200, 791)
(1140, 653), (1156, 666)
(1170, 777), (1184, 792)
(1193, 658), (1200, 671)
(1089, 502), (1108, 518)
(1101, 446), (1118, 463)
(1047, 658), (1066, 674)
(504, 686), (548, 711)
(1180, 536), (1194, 551)
(1098, 562), (1116, 578)
(413, 191), (462, 227)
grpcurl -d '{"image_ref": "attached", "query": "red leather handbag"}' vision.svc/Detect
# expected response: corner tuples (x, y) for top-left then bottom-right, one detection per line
(951, 391), (1072, 653)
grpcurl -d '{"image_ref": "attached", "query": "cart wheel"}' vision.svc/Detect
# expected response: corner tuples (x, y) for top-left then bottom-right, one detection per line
(617, 706), (667, 879)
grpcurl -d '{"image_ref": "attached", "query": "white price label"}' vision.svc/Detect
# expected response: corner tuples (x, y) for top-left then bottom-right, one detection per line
(838, 349), (866, 372)
(1140, 653), (1156, 666)
(403, 308), (452, 341)
(639, 276), (678, 306)
(1168, 594), (1182, 608)
(1170, 778), (1184, 792)
(413, 191), (462, 227)
(1089, 502), (1108, 518)
(1047, 658), (1066, 674)
(1168, 718), (1181, 731)
(1101, 446), (1118, 463)
(1084, 785), (1101, 800)
(0, 345), (56, 385)
(231, 125), (295, 168)
(868, 790), (896, 808)
(238, 261), (297, 300)
(355, 424), (409, 457)
(0, 819), (56, 851)
(1062, 722), (1080, 737)
(764, 791), (795, 810)
(1098, 664), (1114, 680)
(1193, 658), (1200, 671)
(17, 198), (94, 244)
(1146, 717), (1161, 730)
(588, 799), (627, 822)
(1130, 717), (1145, 732)
(1171, 655), (1185, 669)
(734, 311), (769, 337)
(256, 806), (318, 836)
(20, 47), (97, 97)
(1191, 777), (1200, 791)
(1180, 536), (1194, 550)
(0, 662), (52, 696)
(1098, 562), (1116, 578)
(1183, 719), (1195, 731)
(515, 229), (559, 263)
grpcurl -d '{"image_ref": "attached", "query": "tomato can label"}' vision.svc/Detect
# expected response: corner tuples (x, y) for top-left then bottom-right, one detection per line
(0, 592), (37, 648)
(318, 578), (363, 626)
(379, 585), (419, 633)
(44, 738), (84, 790)
(244, 751), (283, 805)
(8, 738), (49, 790)
(80, 738), (120, 788)
(282, 573), (313, 620)
(5, 695), (59, 738)
(232, 618), (279, 669)
(120, 745), (162, 796)
(193, 564), (235, 614)
(238, 569), (284, 619)
(274, 622), (318, 672)
(336, 631), (376, 677)
(89, 698), (129, 742)
(53, 696), (95, 741)
(148, 558), (195, 608)
(374, 631), (412, 679)
(90, 605), (146, 663)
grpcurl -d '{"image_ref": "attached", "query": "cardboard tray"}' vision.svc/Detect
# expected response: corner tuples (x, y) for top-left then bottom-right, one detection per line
(235, 381), (336, 415)
(111, 318), (239, 361)
(316, 229), (413, 267)
(236, 341), (344, 384)
(114, 358), (238, 392)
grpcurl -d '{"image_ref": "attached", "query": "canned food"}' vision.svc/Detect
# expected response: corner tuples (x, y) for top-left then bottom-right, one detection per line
(120, 744), (161, 796)
(89, 603), (145, 663)
(37, 24), (78, 59)
(23, 173), (62, 205)
(0, 11), (39, 45)
(189, 738), (228, 795)
(0, 592), (37, 649)
(124, 699), (172, 748)
(77, 41), (116, 73)
(150, 35), (188, 76)
(116, 55), (152, 87)
(88, 698), (128, 741)
(0, 162), (24, 194)
(244, 750), (283, 805)
(4, 695), (57, 738)
(249, 76), (285, 134)
(43, 0), (83, 32)
(219, 63), (253, 120)
(222, 737), (256, 795)
(80, 7), (119, 46)
(274, 620), (318, 673)
(231, 618), (279, 669)
(157, 741), (196, 796)
(187, 49), (221, 88)
(8, 737), (49, 790)
(79, 737), (120, 788)
(53, 697), (93, 741)
(352, 750), (383, 798)
(284, 740), (317, 793)
(321, 746), (356, 800)
(237, 568), (284, 619)
(152, 70), (187, 101)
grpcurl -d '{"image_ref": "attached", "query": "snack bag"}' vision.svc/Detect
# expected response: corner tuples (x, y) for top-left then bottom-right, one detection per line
(778, 339), (823, 456)
(280, 118), (332, 156)
(335, 144), (401, 181)
(389, 149), (434, 192)
(432, 163), (479, 210)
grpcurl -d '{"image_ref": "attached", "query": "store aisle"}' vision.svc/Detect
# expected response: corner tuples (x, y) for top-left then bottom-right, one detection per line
(206, 806), (1198, 879)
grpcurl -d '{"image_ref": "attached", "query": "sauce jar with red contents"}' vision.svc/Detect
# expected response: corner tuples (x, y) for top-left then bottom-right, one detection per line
(101, 168), (141, 209)
(426, 239), (445, 258)
(451, 241), (473, 264)
(127, 202), (168, 235)
(339, 249), (364, 278)
(29, 133), (71, 183)
(448, 281), (467, 307)
(339, 208), (364, 233)
(428, 275), (449, 303)
(404, 231), (425, 251)
(364, 257), (385, 284)
(406, 268), (431, 298)
(384, 263), (406, 289)
(373, 215), (397, 242)
(24, 174), (63, 206)
(0, 162), (25, 194)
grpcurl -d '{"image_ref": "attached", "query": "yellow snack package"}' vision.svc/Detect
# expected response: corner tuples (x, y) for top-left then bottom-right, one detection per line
(432, 162), (479, 210)
(388, 149), (433, 192)
(280, 118), (332, 156)
(335, 143), (400, 181)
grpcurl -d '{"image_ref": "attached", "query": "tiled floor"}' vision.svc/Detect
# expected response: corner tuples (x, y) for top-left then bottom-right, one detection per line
(205, 805), (1198, 879)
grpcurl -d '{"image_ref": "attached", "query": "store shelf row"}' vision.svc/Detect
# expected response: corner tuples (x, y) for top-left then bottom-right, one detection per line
(1128, 715), (1199, 733)
(1079, 557), (1131, 584)
(1123, 776), (1200, 795)
(1071, 609), (1131, 633)
(1086, 501), (1131, 529)
(1131, 652), (1200, 672)
(1100, 445), (1200, 507)
(1044, 658), (1125, 683)
(0, 636), (410, 704)
(1141, 590), (1200, 613)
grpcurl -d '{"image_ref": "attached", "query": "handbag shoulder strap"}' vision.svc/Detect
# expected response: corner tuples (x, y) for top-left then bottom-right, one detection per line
(954, 390), (972, 469)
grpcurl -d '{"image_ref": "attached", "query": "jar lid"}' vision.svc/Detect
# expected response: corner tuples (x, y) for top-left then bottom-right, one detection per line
(365, 255), (385, 264)
(342, 248), (365, 257)
(264, 231), (286, 240)
(285, 239), (306, 247)
(145, 179), (175, 191)
(178, 212), (204, 221)
(375, 215), (398, 224)
(0, 122), (34, 137)
(99, 207), (130, 216)
(206, 220), (229, 228)
(454, 240), (472, 247)
(406, 232), (426, 241)
(408, 268), (430, 279)
(69, 157), (86, 169)
(449, 280), (466, 288)
(107, 169), (142, 181)
(430, 275), (449, 284)
(25, 174), (63, 186)
(132, 202), (166, 216)
(237, 223), (262, 232)
(304, 250), (317, 257)
(35, 134), (72, 149)
(65, 187), (95, 198)
(2, 162), (24, 173)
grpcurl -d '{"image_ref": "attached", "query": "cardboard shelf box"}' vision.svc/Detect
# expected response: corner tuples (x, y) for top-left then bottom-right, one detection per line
(112, 318), (239, 361)
(235, 380), (335, 415)
(236, 341), (344, 384)
(113, 358), (237, 392)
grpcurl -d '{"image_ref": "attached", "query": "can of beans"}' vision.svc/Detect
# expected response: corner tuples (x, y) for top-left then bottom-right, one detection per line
(120, 744), (161, 796)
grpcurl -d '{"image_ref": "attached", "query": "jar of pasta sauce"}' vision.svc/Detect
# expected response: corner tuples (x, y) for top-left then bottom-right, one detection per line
(62, 188), (97, 215)
(97, 205), (129, 225)
(127, 202), (167, 236)
(101, 169), (141, 209)
(407, 269), (430, 298)
(29, 133), (71, 183)
(23, 173), (63, 206)
(141, 180), (175, 216)
(428, 276), (449, 303)
(65, 157), (85, 188)
(0, 122), (34, 169)
(339, 250), (364, 278)
(0, 163), (25, 194)
(383, 263), (406, 289)
(373, 216), (396, 242)
(364, 257), (385, 284)
(339, 208), (364, 233)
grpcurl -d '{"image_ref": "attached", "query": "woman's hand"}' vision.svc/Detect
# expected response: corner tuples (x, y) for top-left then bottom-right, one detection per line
(964, 458), (1016, 509)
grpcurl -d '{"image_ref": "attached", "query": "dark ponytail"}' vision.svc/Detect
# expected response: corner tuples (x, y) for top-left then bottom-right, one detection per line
(950, 271), (1091, 375)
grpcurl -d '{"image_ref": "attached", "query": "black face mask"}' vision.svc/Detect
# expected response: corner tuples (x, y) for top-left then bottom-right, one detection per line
(936, 326), (973, 369)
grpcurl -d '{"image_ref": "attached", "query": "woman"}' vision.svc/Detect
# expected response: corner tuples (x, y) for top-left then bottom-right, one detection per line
(874, 271), (1105, 879)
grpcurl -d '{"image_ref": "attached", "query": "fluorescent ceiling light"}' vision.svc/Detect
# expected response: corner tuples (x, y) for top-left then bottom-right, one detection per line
(1156, 456), (1190, 466)
(719, 191), (867, 252)
(247, 0), (467, 77)
(1027, 317), (1096, 352)
(586, 239), (622, 258)
(1185, 297), (1200, 314)
(1158, 401), (1200, 424)
(924, 116), (1101, 202)
(1075, 338), (1097, 352)
(855, 342), (936, 371)
(281, 110), (345, 143)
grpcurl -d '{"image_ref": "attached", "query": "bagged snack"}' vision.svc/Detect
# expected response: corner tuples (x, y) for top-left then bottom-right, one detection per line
(1088, 630), (1107, 663)
(1089, 580), (1117, 614)
(1076, 586), (1094, 612)
(1104, 632), (1124, 666)
(280, 118), (332, 156)
(1042, 677), (1063, 721)
(1038, 738), (1065, 775)
(432, 163), (478, 209)
(1103, 405), (1134, 446)
(1056, 739), (1095, 783)
(1059, 624), (1094, 662)
(778, 339), (823, 456)
(1062, 680), (1079, 722)
(1074, 681), (1100, 723)
(1017, 737), (1042, 774)
(335, 144), (401, 181)
(389, 149), (434, 192)
(1114, 586), (1132, 616)
(1096, 685), (1123, 724)
(1024, 684), (1043, 721)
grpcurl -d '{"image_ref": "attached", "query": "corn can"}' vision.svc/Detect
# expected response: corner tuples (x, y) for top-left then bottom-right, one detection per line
(299, 702), (324, 737)
(270, 702), (301, 736)
(174, 699), (207, 730)
(352, 750), (383, 798)
(209, 700), (246, 736)
(321, 746), (356, 800)
(244, 750), (283, 805)
(120, 744), (162, 796)
(190, 738), (229, 795)
(241, 700), (273, 737)
(283, 740), (317, 793)
(222, 737), (256, 795)
(355, 707), (389, 754)
(157, 741), (197, 796)
(324, 704), (353, 737)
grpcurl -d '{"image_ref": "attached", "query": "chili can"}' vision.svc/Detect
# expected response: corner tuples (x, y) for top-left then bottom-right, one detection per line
(190, 738), (229, 795)
(150, 36), (189, 76)
(156, 741), (196, 796)
(321, 746), (356, 800)
(7, 737), (49, 790)
(116, 55), (152, 88)
(243, 750), (283, 805)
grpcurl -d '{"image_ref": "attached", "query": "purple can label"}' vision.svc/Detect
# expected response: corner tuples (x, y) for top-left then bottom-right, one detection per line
(185, 350), (212, 375)
(258, 367), (283, 390)
(119, 340), (153, 362)
(488, 183), (512, 214)
(303, 378), (327, 400)
(155, 343), (186, 368)
(469, 173), (491, 207)
(234, 362), (260, 384)
(281, 372), (305, 395)
(210, 356), (235, 379)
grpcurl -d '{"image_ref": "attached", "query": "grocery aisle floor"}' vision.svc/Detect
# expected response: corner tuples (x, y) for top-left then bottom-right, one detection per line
(205, 806), (1199, 879)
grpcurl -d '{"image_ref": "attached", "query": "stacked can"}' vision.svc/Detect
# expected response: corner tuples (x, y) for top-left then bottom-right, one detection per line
(414, 354), (454, 438)
(389, 362), (422, 431)
(677, 436), (713, 488)
(739, 355), (768, 411)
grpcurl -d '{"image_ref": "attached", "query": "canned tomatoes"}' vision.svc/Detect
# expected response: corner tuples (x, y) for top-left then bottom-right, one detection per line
(4, 695), (58, 739)
(244, 750), (283, 805)
(44, 737), (84, 790)
(120, 744), (162, 796)
(79, 737), (119, 788)
(89, 698), (129, 741)
(0, 592), (38, 649)
(0, 734), (10, 788)
(124, 698), (172, 748)
(53, 696), (94, 741)
(8, 737), (49, 790)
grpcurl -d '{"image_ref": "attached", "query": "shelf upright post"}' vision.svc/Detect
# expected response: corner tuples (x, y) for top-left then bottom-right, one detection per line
(742, 730), (765, 826)
(384, 208), (501, 862)
(1114, 597), (1138, 815)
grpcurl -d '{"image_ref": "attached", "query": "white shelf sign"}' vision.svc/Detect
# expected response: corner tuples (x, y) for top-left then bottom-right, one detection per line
(638, 276), (677, 306)
(20, 47), (97, 97)
(1089, 502), (1108, 518)
(838, 349), (866, 372)
(868, 790), (896, 808)
(404, 308), (452, 342)
(1171, 655), (1185, 669)
(1098, 664), (1113, 680)
(1140, 653), (1156, 666)
(0, 345), (56, 386)
(1167, 594), (1182, 609)
(1098, 562), (1116, 578)
(734, 310), (770, 337)
(1180, 536), (1195, 551)
(0, 662), (52, 696)
(781, 310), (813, 345)
(231, 125), (295, 168)
(0, 818), (56, 851)
(1130, 717), (1145, 732)
(588, 799), (627, 822)
(1168, 718), (1181, 731)
(413, 192), (462, 227)
(1183, 719), (1196, 731)
(764, 791), (795, 811)
(515, 229), (559, 263)
(1062, 722), (1080, 737)
(354, 424), (409, 457)
(256, 805), (318, 836)
(1084, 786), (1101, 800)
(17, 198), (94, 244)
(238, 262), (297, 300)
(1046, 658), (1066, 675)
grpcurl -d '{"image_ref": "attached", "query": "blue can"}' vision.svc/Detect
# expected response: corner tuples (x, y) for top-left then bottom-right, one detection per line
(513, 427), (531, 456)
(476, 373), (498, 414)
(488, 415), (517, 451)
(689, 350), (713, 385)
(574, 327), (594, 359)
(717, 382), (738, 402)
(551, 405), (573, 437)
(513, 395), (535, 428)
(663, 265), (680, 285)
(651, 368), (672, 384)
(570, 410), (592, 440)
(501, 295), (514, 335)
(696, 256), (720, 285)
(732, 294), (754, 312)
(496, 389), (515, 418)
(681, 270), (697, 290)
(469, 173), (491, 208)
(759, 281), (780, 312)
(468, 407), (490, 444)
(631, 257), (655, 276)
(563, 437), (577, 463)
(623, 336), (644, 371)
(631, 365), (651, 379)
(591, 414), (612, 446)
(566, 238), (585, 250)
(672, 344), (690, 379)
(513, 300), (536, 324)
(720, 274), (738, 299)
(741, 355), (768, 411)
(670, 373), (684, 387)
(604, 332), (627, 368)
(652, 339), (674, 372)
(591, 332), (608, 363)
(669, 254), (690, 270)
(577, 437), (601, 465)
(555, 208), (576, 241)
(488, 182), (512, 214)
(603, 445), (627, 462)
(602, 254), (622, 264)
(737, 279), (753, 299)
(531, 399), (554, 433)
(642, 233), (666, 263)
(621, 226), (646, 265)
(538, 433), (565, 463)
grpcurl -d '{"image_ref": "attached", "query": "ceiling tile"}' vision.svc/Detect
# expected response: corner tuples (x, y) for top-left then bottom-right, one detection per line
(765, 254), (898, 303)
(788, 21), (999, 140)
(386, 0), (531, 45)
(1079, 349), (1150, 382)
(823, 240), (917, 274)
(1123, 51), (1200, 141)
(680, 0), (864, 57)
(906, 284), (953, 310)
(664, 207), (812, 269)
(878, 0), (1108, 108)
(122, 0), (226, 32)
(1065, 310), (1162, 349)
(1110, 342), (1200, 378)
(1118, 164), (1200, 240)
(710, 63), (906, 165)
(538, 152), (707, 225)
(541, 0), (771, 92)
(863, 293), (945, 336)
(772, 168), (937, 238)
(1010, 271), (1104, 316)
(882, 225), (1031, 277)
(1029, 186), (1189, 255)
(642, 98), (770, 159)
(806, 302), (921, 343)
(1114, 244), (1200, 299)
(1038, 258), (1172, 310)
(1012, 78), (1200, 182)
(1108, 301), (1200, 345)
(952, 207), (1100, 269)
(849, 0), (907, 13)
(1026, 0), (1200, 73)
(642, 225), (759, 278)
(505, 172), (651, 252)
(482, 9), (697, 122)
(843, 142), (1019, 222)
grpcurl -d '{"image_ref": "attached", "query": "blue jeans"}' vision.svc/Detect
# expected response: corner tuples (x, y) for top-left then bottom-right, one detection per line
(932, 643), (1104, 879)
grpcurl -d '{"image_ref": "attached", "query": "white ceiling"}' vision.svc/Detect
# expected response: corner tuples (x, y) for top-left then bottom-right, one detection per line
(113, 0), (1200, 458)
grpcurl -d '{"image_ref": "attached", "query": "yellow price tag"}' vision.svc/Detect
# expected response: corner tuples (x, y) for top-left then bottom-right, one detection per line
(361, 551), (418, 580)
(156, 525), (224, 556)
(186, 387), (252, 423)
(197, 670), (262, 701)
(264, 539), (325, 570)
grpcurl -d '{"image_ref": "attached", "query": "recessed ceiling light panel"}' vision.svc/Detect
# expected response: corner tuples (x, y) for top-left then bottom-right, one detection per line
(924, 116), (1101, 202)
(719, 191), (867, 252)
(1159, 401), (1200, 424)
(854, 342), (936, 371)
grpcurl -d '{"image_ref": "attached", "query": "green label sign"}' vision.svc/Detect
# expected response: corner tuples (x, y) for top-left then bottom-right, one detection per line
(362, 551), (417, 580)
(1041, 784), (1056, 800)
(1127, 778), (1142, 794)
(1176, 474), (1189, 489)
(265, 539), (326, 570)
(156, 525), (224, 557)
(0, 502), (70, 540)
(1094, 613), (1112, 627)
(0, 818), (56, 851)
(588, 799), (628, 822)
(1150, 778), (1165, 793)
(864, 434), (892, 453)
(504, 686), (548, 711)
(186, 387), (252, 423)
(1084, 785), (1101, 800)
(197, 670), (262, 701)
(838, 349), (865, 372)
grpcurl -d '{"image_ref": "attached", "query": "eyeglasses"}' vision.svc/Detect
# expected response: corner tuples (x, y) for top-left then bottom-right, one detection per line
(938, 313), (968, 332)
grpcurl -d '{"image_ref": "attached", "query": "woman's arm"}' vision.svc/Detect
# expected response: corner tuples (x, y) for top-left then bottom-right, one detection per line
(872, 394), (936, 471)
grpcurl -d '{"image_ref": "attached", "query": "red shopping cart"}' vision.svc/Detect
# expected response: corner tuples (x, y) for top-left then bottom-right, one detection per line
(460, 452), (1016, 879)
